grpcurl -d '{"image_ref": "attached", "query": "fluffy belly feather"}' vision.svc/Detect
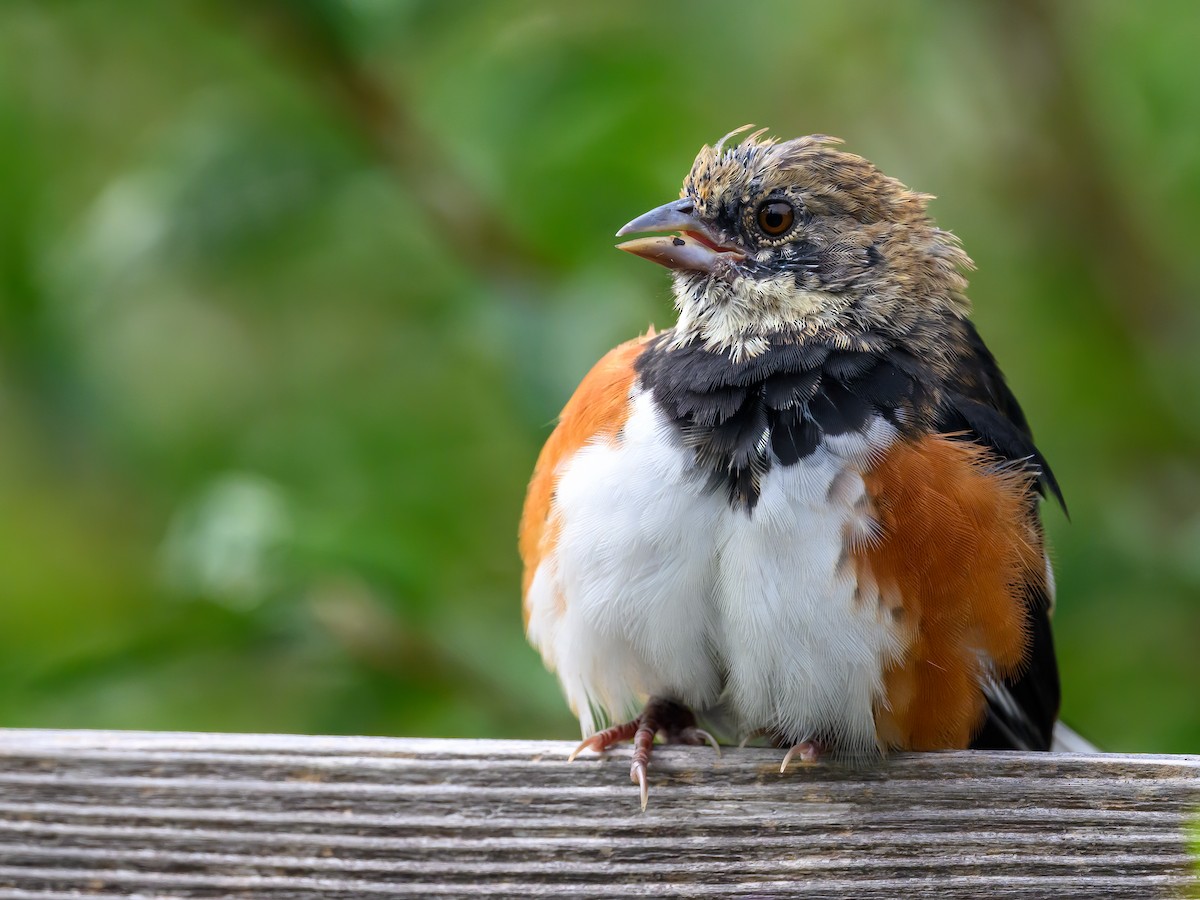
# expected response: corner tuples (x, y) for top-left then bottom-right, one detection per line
(525, 388), (906, 749)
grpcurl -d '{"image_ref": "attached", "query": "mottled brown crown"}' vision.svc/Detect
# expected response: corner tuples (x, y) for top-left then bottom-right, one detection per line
(683, 127), (935, 227)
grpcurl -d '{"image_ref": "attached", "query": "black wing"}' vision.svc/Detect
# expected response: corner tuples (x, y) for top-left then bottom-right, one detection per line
(937, 320), (1062, 751)
(938, 320), (1065, 514)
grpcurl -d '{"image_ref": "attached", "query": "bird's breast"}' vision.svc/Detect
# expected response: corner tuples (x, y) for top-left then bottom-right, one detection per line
(531, 376), (907, 747)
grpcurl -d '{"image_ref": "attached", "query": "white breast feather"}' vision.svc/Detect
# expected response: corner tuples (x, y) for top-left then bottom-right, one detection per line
(525, 387), (906, 746)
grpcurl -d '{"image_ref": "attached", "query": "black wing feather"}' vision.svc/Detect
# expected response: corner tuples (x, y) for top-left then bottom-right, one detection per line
(939, 322), (1066, 514)
(938, 320), (1063, 751)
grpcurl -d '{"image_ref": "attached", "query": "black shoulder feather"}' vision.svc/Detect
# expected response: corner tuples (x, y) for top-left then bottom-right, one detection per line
(937, 320), (1065, 513)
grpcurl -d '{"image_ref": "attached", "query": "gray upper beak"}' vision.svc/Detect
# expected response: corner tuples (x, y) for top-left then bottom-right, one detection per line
(616, 198), (705, 238)
(615, 198), (744, 273)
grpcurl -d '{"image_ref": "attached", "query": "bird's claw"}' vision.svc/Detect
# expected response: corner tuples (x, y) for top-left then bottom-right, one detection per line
(567, 736), (597, 763)
(630, 760), (649, 811)
(679, 726), (722, 758)
(779, 740), (823, 773)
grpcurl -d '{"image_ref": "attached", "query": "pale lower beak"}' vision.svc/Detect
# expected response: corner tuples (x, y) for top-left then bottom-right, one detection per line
(615, 198), (744, 272)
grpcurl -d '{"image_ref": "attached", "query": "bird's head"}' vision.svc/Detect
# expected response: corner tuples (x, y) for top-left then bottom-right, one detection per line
(617, 128), (973, 360)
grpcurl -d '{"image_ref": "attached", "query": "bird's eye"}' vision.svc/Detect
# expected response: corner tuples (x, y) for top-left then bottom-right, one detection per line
(756, 200), (795, 236)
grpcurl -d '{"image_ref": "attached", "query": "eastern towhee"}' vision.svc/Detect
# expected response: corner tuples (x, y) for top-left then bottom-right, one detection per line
(520, 129), (1065, 808)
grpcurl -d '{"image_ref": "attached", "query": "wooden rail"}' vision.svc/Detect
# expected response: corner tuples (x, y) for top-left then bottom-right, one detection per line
(0, 729), (1196, 898)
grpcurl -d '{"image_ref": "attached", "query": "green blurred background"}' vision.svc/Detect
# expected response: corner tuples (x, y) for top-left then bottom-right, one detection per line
(1, 0), (1197, 752)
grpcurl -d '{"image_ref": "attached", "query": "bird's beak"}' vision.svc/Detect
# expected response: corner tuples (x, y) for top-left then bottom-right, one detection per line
(615, 198), (745, 272)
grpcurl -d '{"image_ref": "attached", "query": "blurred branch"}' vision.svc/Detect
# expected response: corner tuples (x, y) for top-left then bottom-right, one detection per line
(204, 0), (556, 284)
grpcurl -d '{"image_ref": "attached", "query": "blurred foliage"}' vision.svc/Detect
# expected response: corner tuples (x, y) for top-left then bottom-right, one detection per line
(0, 0), (1197, 751)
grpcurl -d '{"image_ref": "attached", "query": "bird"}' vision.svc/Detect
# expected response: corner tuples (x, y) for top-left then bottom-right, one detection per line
(519, 127), (1065, 809)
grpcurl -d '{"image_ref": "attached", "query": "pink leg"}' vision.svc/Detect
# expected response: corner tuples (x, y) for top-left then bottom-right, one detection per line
(568, 697), (720, 810)
(568, 719), (640, 761)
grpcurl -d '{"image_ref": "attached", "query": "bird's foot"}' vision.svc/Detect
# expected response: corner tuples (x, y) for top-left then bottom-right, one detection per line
(568, 697), (720, 810)
(779, 739), (827, 773)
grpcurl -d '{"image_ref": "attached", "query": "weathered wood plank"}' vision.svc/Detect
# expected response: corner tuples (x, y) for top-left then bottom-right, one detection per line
(0, 730), (1196, 898)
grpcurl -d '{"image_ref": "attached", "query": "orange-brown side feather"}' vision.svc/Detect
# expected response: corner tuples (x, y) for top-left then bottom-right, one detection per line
(857, 435), (1043, 750)
(519, 331), (655, 626)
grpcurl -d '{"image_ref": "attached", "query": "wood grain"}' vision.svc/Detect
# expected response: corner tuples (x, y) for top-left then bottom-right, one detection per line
(0, 730), (1196, 898)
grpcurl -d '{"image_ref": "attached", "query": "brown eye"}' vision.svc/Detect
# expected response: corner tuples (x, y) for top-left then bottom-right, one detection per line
(756, 200), (795, 236)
